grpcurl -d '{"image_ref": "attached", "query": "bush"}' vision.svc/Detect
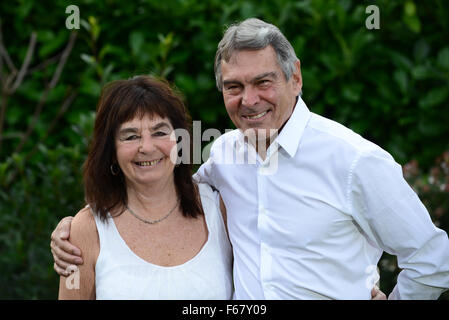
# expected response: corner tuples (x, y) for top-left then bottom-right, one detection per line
(1, 0), (448, 299)
(0, 113), (93, 299)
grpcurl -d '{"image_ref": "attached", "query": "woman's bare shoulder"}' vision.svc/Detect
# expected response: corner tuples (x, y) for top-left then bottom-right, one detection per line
(71, 206), (99, 259)
(72, 206), (96, 235)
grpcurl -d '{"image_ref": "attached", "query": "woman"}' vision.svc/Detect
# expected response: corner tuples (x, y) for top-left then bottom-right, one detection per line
(58, 75), (233, 299)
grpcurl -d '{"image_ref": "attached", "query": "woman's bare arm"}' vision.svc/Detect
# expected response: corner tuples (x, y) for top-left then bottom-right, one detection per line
(58, 206), (99, 300)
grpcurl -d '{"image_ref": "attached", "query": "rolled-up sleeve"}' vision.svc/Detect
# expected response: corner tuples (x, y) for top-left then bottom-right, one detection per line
(349, 149), (449, 299)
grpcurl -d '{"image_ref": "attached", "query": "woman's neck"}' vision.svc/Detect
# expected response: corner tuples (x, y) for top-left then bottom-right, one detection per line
(125, 176), (179, 219)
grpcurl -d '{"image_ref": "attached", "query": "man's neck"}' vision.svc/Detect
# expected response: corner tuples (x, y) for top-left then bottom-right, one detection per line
(253, 96), (298, 160)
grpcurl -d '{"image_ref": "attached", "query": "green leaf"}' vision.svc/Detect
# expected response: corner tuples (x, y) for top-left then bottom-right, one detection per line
(403, 15), (421, 33)
(393, 70), (408, 94)
(411, 65), (433, 80)
(80, 53), (96, 67)
(418, 120), (444, 136)
(38, 31), (67, 59)
(419, 87), (449, 109)
(413, 39), (430, 62)
(404, 1), (417, 16)
(342, 84), (362, 102)
(437, 47), (449, 70)
(129, 31), (144, 56)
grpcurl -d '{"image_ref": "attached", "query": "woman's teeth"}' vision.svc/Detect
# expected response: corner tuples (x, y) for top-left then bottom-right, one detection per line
(136, 159), (161, 166)
(245, 111), (267, 120)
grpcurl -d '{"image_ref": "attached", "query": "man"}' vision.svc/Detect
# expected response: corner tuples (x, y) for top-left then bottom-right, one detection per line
(51, 18), (449, 299)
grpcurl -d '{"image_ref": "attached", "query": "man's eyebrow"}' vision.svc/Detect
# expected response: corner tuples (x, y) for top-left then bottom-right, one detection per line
(223, 79), (242, 87)
(252, 72), (278, 82)
(223, 72), (278, 87)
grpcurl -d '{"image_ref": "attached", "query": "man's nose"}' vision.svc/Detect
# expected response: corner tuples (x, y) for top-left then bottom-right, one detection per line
(242, 86), (260, 106)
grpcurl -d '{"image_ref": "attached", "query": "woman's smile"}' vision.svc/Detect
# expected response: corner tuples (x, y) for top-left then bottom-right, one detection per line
(133, 158), (164, 168)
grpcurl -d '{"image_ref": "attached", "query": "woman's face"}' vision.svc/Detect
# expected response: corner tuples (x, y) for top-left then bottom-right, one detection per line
(115, 113), (177, 188)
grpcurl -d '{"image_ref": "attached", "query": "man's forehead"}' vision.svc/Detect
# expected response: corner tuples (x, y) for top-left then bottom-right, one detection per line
(224, 46), (277, 65)
(221, 47), (281, 79)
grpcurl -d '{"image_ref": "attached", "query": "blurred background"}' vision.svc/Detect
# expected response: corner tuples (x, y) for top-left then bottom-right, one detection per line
(0, 0), (448, 299)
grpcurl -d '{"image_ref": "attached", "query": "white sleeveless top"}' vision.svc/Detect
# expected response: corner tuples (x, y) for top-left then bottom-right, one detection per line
(93, 183), (233, 299)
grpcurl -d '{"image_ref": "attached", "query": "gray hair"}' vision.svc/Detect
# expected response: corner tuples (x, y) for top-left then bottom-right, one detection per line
(214, 18), (299, 91)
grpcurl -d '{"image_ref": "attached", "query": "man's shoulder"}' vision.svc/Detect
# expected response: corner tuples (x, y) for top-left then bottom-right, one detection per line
(209, 129), (240, 151)
(307, 112), (383, 154)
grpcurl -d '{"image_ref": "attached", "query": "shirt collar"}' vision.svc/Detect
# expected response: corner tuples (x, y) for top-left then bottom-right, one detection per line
(234, 96), (311, 158)
(275, 96), (311, 158)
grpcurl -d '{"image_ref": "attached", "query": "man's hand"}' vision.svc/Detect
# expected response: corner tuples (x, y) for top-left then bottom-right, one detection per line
(371, 285), (387, 300)
(50, 216), (83, 276)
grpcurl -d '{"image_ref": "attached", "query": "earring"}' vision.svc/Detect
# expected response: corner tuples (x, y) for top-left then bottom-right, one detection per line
(110, 163), (120, 175)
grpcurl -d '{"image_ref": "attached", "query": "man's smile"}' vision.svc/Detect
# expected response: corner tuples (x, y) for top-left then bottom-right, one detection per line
(242, 110), (271, 122)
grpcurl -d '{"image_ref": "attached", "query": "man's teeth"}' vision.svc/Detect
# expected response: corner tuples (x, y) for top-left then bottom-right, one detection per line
(137, 159), (161, 166)
(246, 111), (267, 119)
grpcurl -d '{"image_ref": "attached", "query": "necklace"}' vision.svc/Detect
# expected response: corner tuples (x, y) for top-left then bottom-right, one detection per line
(126, 198), (180, 225)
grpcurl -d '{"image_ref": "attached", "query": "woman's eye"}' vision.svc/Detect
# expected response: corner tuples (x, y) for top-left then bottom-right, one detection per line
(125, 135), (139, 141)
(153, 131), (168, 137)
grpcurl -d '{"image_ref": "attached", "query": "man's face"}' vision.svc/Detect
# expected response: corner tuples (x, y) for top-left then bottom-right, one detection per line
(220, 46), (302, 142)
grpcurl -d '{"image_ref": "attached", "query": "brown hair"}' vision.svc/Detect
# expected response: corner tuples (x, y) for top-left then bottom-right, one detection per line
(83, 75), (203, 221)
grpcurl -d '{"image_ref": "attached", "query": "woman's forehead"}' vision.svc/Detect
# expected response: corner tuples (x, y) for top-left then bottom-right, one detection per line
(119, 113), (172, 129)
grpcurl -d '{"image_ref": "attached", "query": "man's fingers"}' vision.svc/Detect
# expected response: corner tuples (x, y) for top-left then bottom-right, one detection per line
(50, 238), (83, 265)
(54, 262), (69, 277)
(371, 286), (387, 300)
(51, 246), (74, 272)
(50, 216), (81, 257)
(53, 216), (74, 240)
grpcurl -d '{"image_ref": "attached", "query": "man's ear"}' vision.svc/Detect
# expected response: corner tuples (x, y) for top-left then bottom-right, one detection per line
(291, 60), (303, 95)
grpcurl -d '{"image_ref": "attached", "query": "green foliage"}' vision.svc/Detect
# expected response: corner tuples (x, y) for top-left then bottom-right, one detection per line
(0, 115), (91, 298)
(0, 0), (448, 299)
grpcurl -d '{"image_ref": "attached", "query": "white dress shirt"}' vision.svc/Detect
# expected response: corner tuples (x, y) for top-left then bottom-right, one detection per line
(194, 96), (449, 300)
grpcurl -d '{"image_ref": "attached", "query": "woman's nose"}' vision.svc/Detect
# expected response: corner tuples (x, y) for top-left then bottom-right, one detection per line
(138, 134), (156, 154)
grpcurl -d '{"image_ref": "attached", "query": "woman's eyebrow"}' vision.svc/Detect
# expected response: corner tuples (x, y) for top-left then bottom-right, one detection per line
(118, 127), (139, 135)
(150, 122), (171, 131)
(118, 121), (171, 135)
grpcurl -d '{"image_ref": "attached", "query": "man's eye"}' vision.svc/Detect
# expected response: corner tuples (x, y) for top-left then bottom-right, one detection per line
(258, 80), (270, 87)
(225, 85), (240, 92)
